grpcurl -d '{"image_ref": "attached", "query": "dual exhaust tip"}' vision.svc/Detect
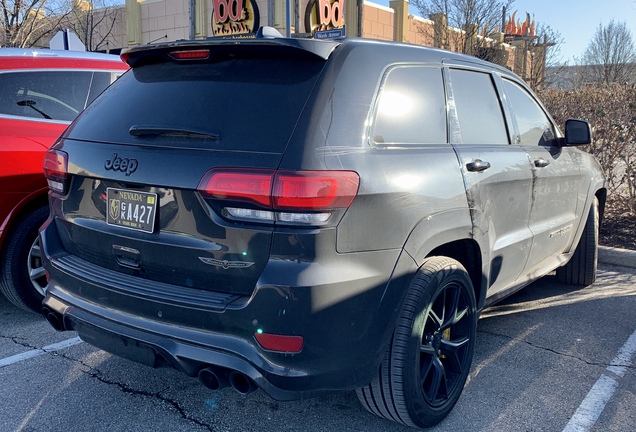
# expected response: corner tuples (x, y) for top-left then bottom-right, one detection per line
(42, 308), (258, 396)
(198, 367), (258, 395)
(42, 307), (66, 332)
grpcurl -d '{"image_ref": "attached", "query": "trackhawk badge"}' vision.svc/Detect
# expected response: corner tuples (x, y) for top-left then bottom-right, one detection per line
(198, 257), (255, 269)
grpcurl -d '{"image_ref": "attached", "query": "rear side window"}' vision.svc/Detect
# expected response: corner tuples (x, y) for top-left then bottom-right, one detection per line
(449, 69), (508, 145)
(502, 78), (556, 146)
(372, 66), (447, 145)
(67, 57), (325, 152)
(0, 71), (114, 122)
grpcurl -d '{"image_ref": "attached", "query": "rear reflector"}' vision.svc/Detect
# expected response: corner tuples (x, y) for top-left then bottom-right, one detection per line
(254, 332), (304, 353)
(43, 149), (68, 194)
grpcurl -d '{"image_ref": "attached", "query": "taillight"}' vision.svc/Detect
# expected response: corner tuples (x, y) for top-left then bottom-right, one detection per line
(199, 169), (273, 207)
(197, 169), (360, 225)
(43, 149), (68, 194)
(273, 171), (359, 210)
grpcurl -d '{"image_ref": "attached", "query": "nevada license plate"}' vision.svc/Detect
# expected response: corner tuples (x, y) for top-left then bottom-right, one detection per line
(106, 188), (157, 233)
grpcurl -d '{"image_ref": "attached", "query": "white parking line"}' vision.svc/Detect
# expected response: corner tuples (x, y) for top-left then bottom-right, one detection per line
(607, 330), (636, 378)
(562, 329), (636, 432)
(0, 336), (83, 368)
(562, 375), (618, 432)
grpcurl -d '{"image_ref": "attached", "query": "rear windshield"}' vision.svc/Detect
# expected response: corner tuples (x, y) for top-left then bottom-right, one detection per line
(67, 56), (326, 152)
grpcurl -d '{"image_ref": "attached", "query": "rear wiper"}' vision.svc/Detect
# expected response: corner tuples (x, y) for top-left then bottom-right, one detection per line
(17, 100), (52, 119)
(129, 125), (220, 140)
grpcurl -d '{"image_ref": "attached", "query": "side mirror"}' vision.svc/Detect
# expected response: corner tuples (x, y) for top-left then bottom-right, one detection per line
(563, 119), (592, 146)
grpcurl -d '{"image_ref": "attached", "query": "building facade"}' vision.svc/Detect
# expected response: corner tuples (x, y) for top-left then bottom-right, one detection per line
(64, 0), (546, 84)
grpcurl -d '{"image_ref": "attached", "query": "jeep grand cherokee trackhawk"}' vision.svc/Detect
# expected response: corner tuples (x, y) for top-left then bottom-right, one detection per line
(39, 33), (605, 428)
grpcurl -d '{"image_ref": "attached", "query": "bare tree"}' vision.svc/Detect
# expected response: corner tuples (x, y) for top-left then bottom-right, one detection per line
(581, 20), (636, 85)
(1, 0), (69, 47)
(413, 0), (514, 57)
(58, 0), (122, 52)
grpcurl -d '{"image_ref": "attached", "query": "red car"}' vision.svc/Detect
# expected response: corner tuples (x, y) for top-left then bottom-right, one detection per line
(0, 48), (128, 312)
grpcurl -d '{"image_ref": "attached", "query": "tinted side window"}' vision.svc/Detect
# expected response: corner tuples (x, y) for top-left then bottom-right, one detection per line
(372, 66), (446, 145)
(502, 78), (556, 146)
(449, 69), (508, 145)
(0, 71), (107, 121)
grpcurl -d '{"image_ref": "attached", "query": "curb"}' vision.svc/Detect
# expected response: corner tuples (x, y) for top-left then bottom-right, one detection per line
(599, 246), (636, 269)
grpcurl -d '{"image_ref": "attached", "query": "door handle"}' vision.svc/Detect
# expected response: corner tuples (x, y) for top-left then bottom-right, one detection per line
(466, 159), (491, 172)
(534, 158), (550, 168)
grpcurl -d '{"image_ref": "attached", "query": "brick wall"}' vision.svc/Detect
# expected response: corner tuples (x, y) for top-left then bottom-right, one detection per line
(407, 16), (434, 47)
(362, 1), (394, 41)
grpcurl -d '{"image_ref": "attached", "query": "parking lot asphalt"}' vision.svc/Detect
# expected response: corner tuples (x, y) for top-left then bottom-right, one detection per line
(1, 261), (635, 432)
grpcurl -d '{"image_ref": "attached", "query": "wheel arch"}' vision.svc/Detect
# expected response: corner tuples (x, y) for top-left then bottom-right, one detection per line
(595, 187), (607, 225)
(0, 188), (49, 256)
(426, 239), (485, 310)
(402, 209), (486, 311)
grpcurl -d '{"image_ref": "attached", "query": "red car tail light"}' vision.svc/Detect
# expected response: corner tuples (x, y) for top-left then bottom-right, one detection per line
(197, 169), (360, 225)
(43, 149), (68, 194)
(273, 171), (359, 210)
(198, 169), (274, 207)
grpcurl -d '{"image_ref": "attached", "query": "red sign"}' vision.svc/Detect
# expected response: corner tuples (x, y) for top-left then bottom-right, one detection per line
(212, 0), (260, 37)
(213, 0), (245, 22)
(305, 0), (345, 34)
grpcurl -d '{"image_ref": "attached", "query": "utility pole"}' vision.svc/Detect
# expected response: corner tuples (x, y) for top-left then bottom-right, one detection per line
(189, 0), (196, 39)
(285, 0), (292, 37)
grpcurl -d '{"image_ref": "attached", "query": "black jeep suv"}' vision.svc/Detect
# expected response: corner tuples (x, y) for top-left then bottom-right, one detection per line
(40, 33), (605, 428)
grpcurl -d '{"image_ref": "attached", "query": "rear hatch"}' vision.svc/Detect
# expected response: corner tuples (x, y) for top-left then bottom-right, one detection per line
(49, 41), (332, 296)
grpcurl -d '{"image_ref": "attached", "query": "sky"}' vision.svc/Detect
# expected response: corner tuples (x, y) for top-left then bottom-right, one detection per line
(374, 0), (636, 64)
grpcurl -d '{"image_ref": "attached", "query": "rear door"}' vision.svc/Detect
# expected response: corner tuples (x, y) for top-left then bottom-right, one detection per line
(500, 78), (583, 274)
(447, 67), (534, 295)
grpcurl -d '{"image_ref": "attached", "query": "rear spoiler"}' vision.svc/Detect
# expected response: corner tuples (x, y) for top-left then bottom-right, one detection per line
(121, 27), (341, 67)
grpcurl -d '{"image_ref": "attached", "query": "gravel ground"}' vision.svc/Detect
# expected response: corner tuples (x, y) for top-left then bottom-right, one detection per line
(600, 211), (636, 250)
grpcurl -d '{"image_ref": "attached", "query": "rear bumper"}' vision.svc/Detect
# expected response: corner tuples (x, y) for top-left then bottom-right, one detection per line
(40, 218), (416, 400)
(43, 293), (312, 400)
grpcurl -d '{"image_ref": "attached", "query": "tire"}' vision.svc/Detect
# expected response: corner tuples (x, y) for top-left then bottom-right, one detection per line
(556, 197), (599, 286)
(0, 206), (50, 313)
(356, 257), (477, 428)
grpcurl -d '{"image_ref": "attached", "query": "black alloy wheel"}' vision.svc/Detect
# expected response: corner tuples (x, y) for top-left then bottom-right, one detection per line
(418, 277), (473, 407)
(357, 256), (477, 428)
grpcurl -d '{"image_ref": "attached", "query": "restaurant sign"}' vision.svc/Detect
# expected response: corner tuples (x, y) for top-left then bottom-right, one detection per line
(211, 0), (260, 37)
(304, 0), (345, 36)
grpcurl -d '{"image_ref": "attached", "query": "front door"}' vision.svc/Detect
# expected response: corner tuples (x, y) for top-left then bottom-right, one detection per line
(500, 78), (583, 274)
